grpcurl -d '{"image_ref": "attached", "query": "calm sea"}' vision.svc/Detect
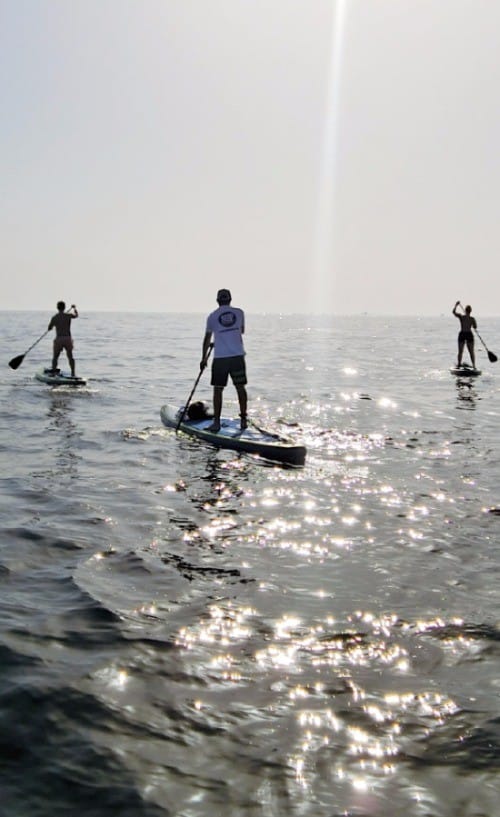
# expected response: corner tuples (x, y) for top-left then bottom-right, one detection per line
(1, 311), (500, 817)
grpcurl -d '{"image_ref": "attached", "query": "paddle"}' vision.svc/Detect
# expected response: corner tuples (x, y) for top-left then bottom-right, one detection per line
(475, 329), (498, 363)
(249, 419), (282, 440)
(8, 330), (49, 370)
(176, 343), (214, 431)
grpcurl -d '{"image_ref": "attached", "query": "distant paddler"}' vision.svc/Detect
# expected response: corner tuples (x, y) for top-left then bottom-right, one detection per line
(48, 301), (79, 377)
(452, 301), (477, 369)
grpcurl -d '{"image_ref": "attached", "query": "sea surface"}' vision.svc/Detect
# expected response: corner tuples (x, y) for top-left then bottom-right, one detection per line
(1, 311), (500, 817)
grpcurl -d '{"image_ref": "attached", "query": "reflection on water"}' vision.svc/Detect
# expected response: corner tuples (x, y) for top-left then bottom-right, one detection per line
(455, 378), (479, 409)
(45, 391), (82, 479)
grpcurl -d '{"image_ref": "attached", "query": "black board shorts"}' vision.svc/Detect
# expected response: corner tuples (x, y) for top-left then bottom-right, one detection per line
(211, 355), (247, 387)
(458, 331), (474, 343)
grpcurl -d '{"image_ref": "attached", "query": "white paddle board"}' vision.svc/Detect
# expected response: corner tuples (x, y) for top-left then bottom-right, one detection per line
(160, 404), (306, 466)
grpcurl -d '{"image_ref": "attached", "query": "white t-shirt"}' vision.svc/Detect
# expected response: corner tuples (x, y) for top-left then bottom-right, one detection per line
(206, 306), (245, 358)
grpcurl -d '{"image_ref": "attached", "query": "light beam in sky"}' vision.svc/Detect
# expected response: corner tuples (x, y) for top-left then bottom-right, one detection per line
(309, 0), (347, 314)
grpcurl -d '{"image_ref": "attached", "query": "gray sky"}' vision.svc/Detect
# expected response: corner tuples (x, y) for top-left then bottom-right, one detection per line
(2, 0), (500, 314)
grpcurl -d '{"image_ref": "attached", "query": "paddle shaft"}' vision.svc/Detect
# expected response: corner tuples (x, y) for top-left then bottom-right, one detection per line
(8, 330), (49, 369)
(176, 343), (213, 431)
(24, 329), (50, 356)
(475, 329), (497, 362)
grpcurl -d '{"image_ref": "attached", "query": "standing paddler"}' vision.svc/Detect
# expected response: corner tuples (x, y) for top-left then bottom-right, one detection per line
(452, 301), (477, 369)
(201, 289), (248, 433)
(48, 301), (79, 376)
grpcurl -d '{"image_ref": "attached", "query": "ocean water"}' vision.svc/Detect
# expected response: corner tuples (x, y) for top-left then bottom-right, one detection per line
(1, 311), (500, 817)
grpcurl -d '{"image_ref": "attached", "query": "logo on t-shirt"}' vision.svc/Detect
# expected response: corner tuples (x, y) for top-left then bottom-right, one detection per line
(218, 311), (237, 328)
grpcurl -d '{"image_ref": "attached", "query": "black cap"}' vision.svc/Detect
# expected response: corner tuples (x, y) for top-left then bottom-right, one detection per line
(216, 289), (231, 304)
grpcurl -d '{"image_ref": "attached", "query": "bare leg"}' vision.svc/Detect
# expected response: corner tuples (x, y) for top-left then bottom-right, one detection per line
(457, 339), (464, 366)
(466, 339), (475, 368)
(67, 349), (75, 377)
(52, 343), (60, 373)
(236, 384), (247, 428)
(209, 387), (223, 431)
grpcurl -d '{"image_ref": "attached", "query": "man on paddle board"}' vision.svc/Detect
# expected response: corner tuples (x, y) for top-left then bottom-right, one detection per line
(452, 301), (477, 368)
(48, 301), (79, 376)
(201, 289), (247, 433)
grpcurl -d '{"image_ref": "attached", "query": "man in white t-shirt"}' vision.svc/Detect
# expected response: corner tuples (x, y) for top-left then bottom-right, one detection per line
(201, 289), (247, 432)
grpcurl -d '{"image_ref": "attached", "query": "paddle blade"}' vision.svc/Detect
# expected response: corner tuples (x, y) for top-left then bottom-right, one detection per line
(487, 350), (498, 363)
(8, 354), (25, 370)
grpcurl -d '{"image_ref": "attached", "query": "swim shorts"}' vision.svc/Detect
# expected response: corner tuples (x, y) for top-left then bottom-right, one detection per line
(53, 336), (73, 354)
(211, 355), (247, 388)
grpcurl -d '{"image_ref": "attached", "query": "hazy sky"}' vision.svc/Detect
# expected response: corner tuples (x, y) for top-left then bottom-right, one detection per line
(2, 0), (500, 314)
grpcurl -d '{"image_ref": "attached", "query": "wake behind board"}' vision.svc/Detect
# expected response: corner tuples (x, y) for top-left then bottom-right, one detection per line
(450, 364), (481, 377)
(35, 368), (87, 386)
(160, 404), (306, 466)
